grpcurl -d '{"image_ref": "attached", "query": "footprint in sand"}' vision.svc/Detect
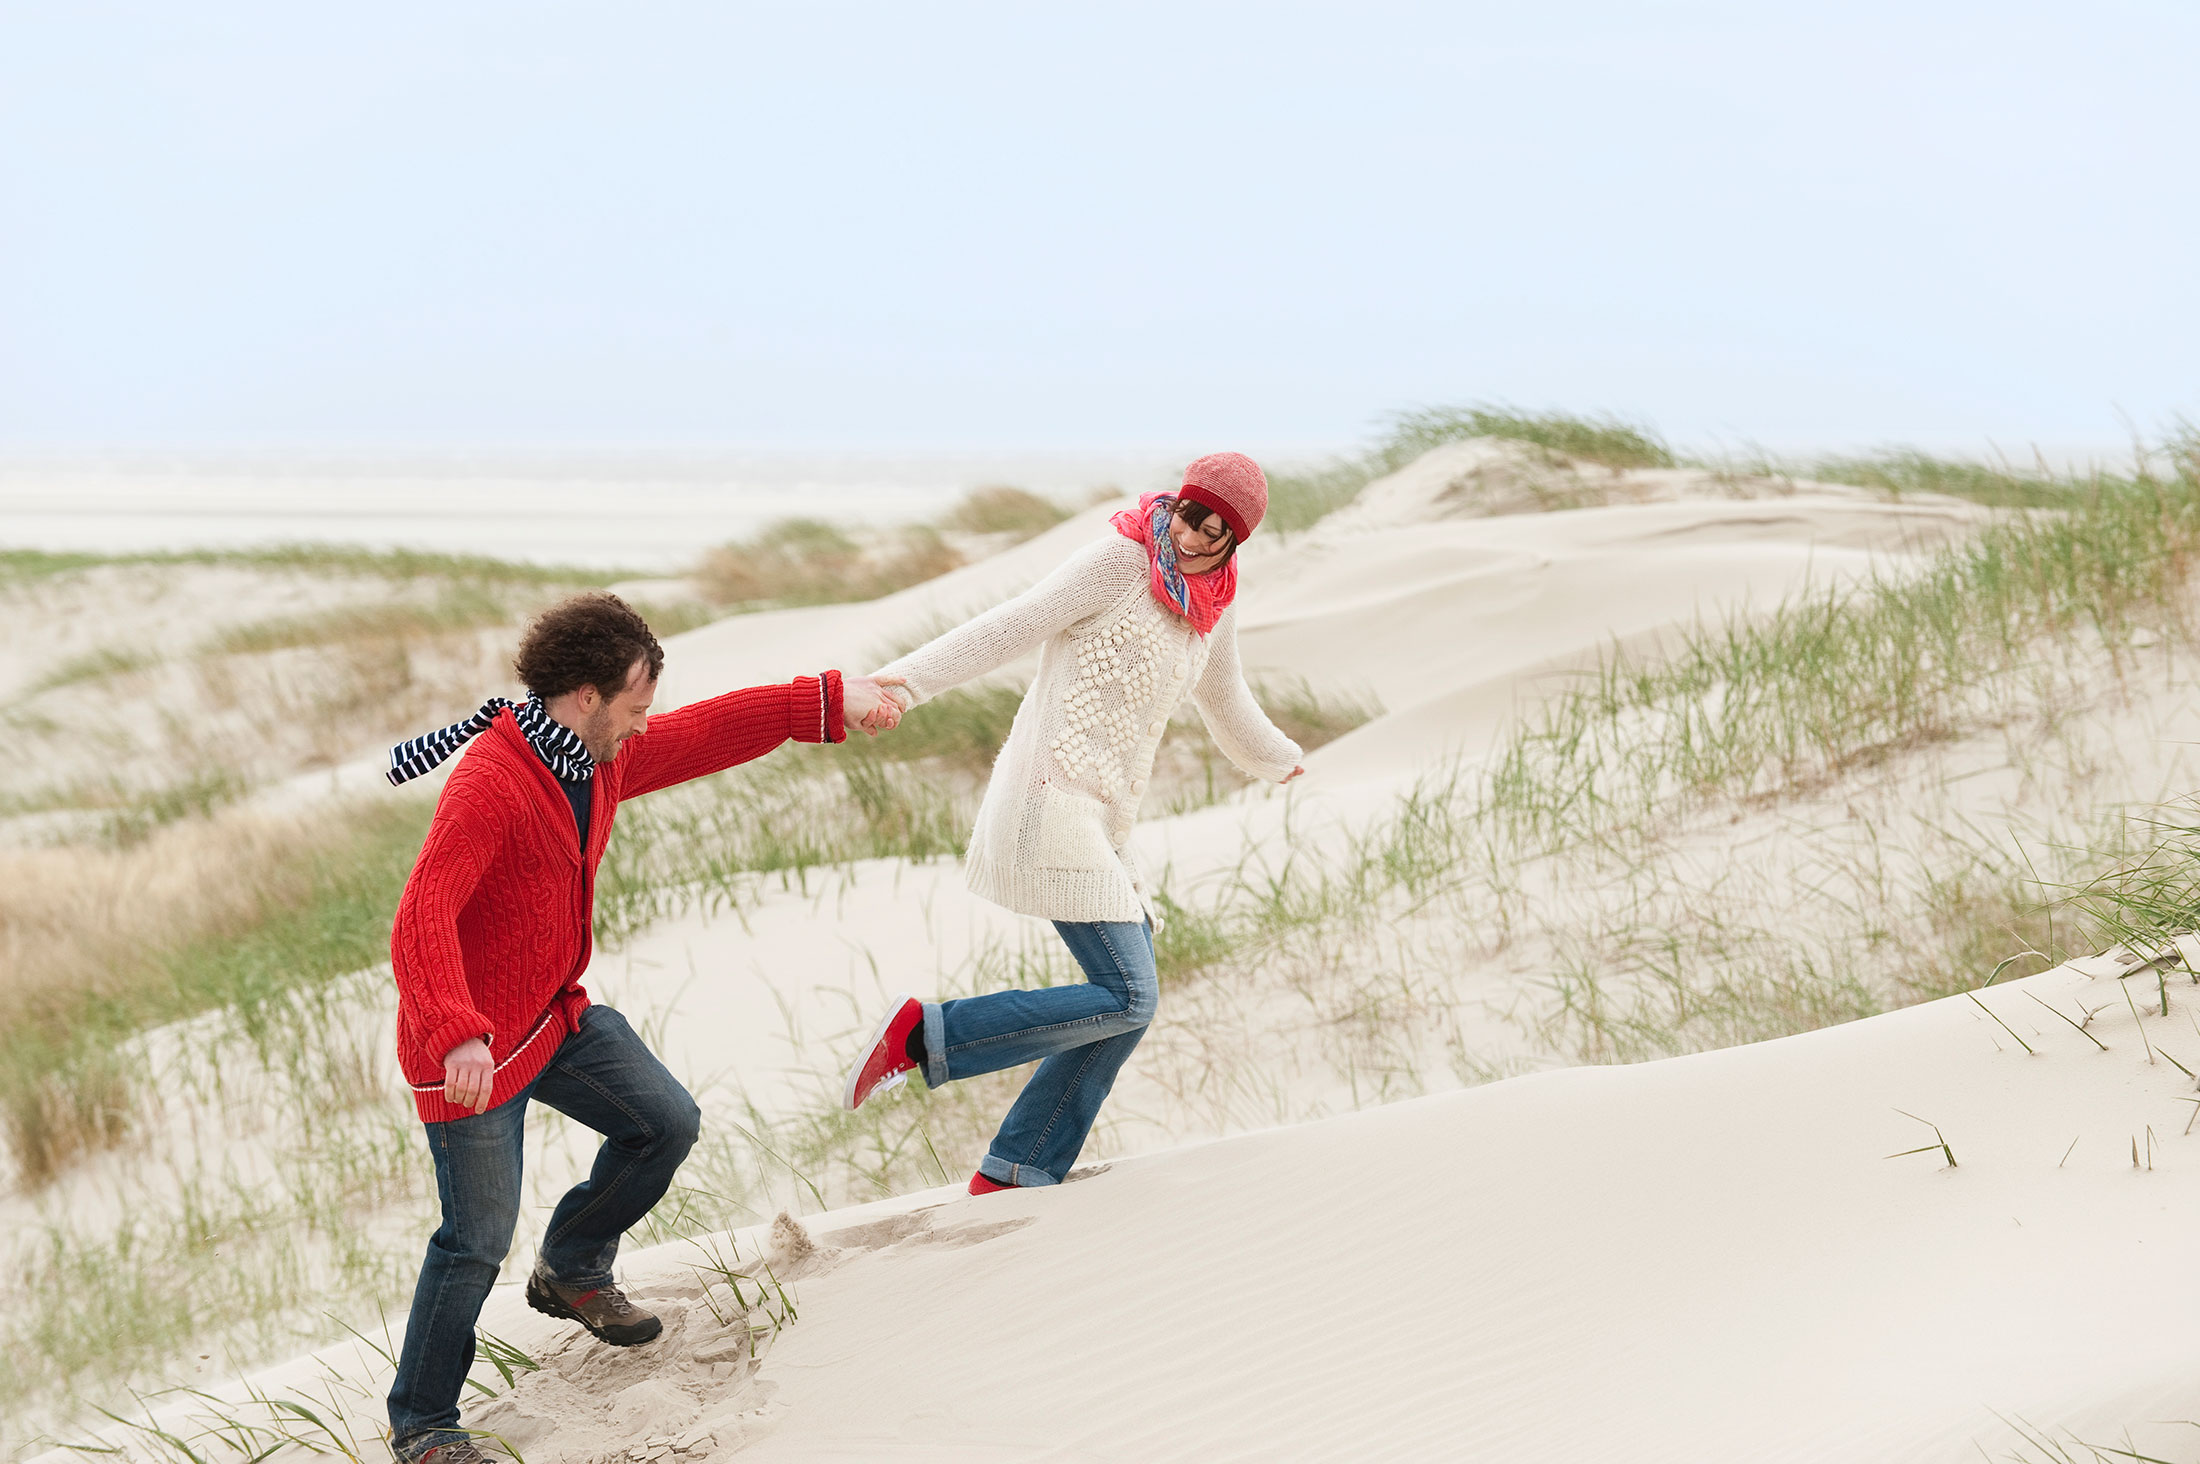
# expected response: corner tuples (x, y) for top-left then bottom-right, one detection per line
(470, 1277), (789, 1463)
(801, 1209), (1038, 1266)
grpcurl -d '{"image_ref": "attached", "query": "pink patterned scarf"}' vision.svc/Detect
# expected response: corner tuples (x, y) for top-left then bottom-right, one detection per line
(1110, 492), (1237, 635)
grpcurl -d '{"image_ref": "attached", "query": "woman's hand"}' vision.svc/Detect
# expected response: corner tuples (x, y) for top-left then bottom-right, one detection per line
(861, 676), (915, 734)
(1283, 765), (1306, 784)
(843, 673), (908, 735)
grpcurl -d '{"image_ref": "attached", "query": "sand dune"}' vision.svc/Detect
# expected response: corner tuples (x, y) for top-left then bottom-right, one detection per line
(590, 465), (1992, 1121)
(57, 956), (2196, 1463)
(720, 958), (2197, 1463)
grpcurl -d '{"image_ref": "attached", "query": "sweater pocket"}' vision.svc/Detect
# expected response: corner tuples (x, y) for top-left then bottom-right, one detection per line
(1031, 781), (1118, 871)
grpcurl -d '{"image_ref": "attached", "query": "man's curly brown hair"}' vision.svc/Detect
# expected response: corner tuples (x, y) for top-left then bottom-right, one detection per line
(513, 593), (664, 701)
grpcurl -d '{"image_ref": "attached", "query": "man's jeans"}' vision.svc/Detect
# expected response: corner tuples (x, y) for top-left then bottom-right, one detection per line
(920, 920), (1157, 1187)
(386, 1005), (701, 1460)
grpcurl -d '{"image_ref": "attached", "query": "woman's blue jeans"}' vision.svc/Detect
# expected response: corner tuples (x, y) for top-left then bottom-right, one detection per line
(385, 1005), (702, 1461)
(921, 919), (1157, 1187)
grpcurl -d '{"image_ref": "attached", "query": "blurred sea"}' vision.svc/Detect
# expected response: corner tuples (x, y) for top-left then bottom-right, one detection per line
(0, 451), (1198, 572)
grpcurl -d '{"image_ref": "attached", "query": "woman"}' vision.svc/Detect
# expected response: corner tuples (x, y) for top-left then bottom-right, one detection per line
(842, 452), (1305, 1193)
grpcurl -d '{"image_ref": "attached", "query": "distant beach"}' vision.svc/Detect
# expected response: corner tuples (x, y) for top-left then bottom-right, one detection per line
(0, 450), (1206, 571)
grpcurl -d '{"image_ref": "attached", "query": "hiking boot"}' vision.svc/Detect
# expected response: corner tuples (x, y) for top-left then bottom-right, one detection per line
(843, 994), (923, 1110)
(525, 1266), (662, 1346)
(415, 1441), (490, 1464)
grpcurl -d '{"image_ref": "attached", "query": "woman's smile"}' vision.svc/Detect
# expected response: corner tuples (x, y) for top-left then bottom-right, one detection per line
(1170, 519), (1230, 570)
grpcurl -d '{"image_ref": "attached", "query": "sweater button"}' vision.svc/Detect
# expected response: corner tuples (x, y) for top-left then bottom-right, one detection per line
(1147, 720), (1163, 735)
(1132, 779), (1146, 794)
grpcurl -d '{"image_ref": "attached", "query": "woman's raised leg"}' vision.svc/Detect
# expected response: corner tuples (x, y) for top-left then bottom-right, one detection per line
(920, 919), (1157, 1088)
(956, 920), (1159, 1186)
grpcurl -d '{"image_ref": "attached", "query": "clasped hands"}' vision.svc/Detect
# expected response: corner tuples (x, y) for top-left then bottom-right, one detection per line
(842, 673), (912, 735)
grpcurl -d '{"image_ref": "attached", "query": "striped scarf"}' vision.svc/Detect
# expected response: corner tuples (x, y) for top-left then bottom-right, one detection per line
(386, 695), (593, 787)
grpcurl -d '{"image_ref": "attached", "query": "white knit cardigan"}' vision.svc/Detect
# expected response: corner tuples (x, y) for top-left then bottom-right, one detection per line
(876, 533), (1302, 924)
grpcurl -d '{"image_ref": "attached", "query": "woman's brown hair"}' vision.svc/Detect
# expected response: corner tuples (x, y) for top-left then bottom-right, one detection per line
(1172, 499), (1238, 570)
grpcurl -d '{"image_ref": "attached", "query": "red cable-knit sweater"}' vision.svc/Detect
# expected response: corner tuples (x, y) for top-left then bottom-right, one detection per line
(391, 672), (846, 1122)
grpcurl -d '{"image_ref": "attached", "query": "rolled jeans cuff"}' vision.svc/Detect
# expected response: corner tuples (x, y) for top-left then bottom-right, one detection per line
(976, 1155), (1060, 1188)
(538, 1259), (616, 1293)
(921, 1001), (949, 1091)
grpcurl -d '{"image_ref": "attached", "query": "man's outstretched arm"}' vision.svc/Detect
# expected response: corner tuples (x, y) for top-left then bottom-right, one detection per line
(613, 670), (901, 800)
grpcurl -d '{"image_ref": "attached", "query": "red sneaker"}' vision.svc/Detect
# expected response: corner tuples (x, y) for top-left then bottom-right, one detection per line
(843, 995), (922, 1110)
(968, 1171), (1014, 1195)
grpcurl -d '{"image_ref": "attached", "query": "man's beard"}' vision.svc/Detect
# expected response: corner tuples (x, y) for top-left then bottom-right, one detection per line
(580, 706), (620, 764)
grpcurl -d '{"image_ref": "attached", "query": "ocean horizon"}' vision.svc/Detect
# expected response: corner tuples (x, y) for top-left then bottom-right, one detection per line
(0, 448), (1233, 571)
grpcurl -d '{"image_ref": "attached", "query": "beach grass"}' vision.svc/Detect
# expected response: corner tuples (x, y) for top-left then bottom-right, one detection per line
(1795, 448), (2079, 508)
(1264, 459), (1379, 536)
(1380, 405), (1675, 472)
(204, 588), (519, 656)
(2065, 805), (2200, 963)
(941, 485), (1072, 540)
(1476, 460), (2197, 849)
(693, 483), (1074, 611)
(844, 683), (1026, 776)
(1264, 402), (1680, 534)
(26, 645), (163, 695)
(0, 798), (432, 1185)
(0, 541), (642, 589)
(1153, 430), (2200, 1059)
(0, 548), (111, 586)
(694, 518), (962, 609)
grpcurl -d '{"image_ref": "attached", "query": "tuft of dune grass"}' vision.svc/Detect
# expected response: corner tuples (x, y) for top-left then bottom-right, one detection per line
(844, 683), (1026, 777)
(25, 644), (161, 695)
(695, 519), (962, 609)
(1253, 676), (1383, 751)
(1749, 447), (2079, 510)
(693, 484), (1073, 610)
(1, 542), (642, 589)
(0, 548), (111, 587)
(203, 587), (517, 656)
(1266, 402), (2156, 534)
(1264, 403), (1677, 534)
(1264, 459), (1381, 536)
(941, 485), (1071, 541)
(0, 797), (430, 1185)
(1381, 404), (1676, 472)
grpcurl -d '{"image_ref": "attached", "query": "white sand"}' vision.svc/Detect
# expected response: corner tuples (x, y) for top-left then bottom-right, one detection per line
(51, 958), (2199, 1463)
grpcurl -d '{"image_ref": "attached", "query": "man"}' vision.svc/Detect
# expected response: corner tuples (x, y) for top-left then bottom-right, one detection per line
(380, 592), (900, 1464)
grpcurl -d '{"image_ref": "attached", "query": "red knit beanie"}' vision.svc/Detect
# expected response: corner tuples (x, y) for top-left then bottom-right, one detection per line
(1176, 452), (1267, 542)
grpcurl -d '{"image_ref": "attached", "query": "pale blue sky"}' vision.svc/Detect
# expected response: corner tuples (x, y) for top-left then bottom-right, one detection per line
(2, 2), (2194, 453)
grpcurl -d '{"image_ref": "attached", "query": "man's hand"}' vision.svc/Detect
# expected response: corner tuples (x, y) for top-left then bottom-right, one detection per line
(843, 673), (908, 736)
(444, 1037), (495, 1113)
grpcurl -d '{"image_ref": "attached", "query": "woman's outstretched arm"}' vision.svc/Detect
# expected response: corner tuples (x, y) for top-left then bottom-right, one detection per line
(874, 535), (1143, 706)
(1190, 607), (1304, 782)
